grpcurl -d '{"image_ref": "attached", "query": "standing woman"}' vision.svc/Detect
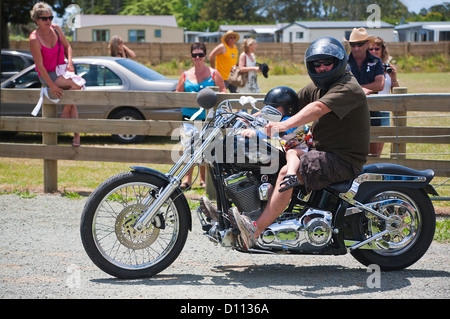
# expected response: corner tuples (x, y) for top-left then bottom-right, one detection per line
(108, 35), (136, 58)
(29, 2), (82, 147)
(369, 37), (399, 94)
(176, 42), (226, 189)
(237, 38), (260, 93)
(368, 37), (399, 157)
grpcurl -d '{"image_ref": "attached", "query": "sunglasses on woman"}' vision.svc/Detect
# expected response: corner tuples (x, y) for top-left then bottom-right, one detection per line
(312, 58), (334, 67)
(38, 16), (54, 21)
(369, 47), (380, 51)
(191, 53), (205, 58)
(350, 41), (367, 47)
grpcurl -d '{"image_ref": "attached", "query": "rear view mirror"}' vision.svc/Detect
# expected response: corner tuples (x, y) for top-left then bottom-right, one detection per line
(260, 105), (282, 122)
(196, 88), (217, 109)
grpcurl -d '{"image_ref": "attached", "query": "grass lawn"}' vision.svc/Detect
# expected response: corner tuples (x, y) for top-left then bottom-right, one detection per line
(254, 72), (450, 94)
(1, 72), (449, 207)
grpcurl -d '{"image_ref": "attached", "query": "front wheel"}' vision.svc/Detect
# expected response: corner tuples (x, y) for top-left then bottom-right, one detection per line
(80, 171), (190, 279)
(350, 187), (435, 271)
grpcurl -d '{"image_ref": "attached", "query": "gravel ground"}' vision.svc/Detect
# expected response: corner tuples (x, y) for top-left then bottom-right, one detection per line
(0, 194), (449, 301)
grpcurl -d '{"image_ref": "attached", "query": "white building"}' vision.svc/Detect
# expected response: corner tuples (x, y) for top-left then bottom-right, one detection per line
(218, 24), (287, 43)
(75, 15), (184, 43)
(395, 22), (450, 42)
(277, 21), (395, 43)
(195, 21), (395, 43)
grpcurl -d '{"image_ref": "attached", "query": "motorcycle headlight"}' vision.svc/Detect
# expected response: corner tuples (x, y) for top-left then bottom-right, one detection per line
(180, 123), (199, 149)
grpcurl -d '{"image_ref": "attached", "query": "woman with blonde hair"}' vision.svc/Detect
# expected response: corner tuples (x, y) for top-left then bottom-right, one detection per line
(29, 2), (83, 146)
(368, 37), (399, 157)
(108, 35), (136, 58)
(237, 38), (260, 93)
(369, 37), (399, 94)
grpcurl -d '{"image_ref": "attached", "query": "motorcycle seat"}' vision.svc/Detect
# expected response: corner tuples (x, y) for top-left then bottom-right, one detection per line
(362, 163), (435, 182)
(328, 179), (353, 193)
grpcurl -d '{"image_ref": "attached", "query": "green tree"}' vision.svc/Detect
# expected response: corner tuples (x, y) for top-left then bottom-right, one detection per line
(171, 0), (208, 29)
(416, 2), (449, 21)
(120, 0), (174, 15)
(199, 0), (263, 23)
(76, 0), (126, 14)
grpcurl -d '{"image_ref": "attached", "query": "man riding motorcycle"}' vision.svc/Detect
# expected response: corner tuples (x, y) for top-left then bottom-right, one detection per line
(233, 36), (371, 250)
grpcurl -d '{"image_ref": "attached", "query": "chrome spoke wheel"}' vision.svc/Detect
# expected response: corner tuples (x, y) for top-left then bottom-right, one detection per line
(351, 186), (435, 271)
(365, 191), (421, 255)
(92, 182), (180, 271)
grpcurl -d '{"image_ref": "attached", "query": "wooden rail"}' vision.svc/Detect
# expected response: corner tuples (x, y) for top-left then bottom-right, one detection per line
(9, 40), (450, 66)
(1, 89), (449, 193)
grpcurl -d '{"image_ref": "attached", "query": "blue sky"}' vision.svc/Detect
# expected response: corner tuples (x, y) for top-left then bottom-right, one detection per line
(401, 0), (446, 13)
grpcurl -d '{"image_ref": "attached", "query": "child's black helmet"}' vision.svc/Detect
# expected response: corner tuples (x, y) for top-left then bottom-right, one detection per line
(263, 86), (300, 116)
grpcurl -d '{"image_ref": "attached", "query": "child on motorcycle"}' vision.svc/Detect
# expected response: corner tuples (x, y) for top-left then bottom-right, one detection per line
(279, 125), (315, 192)
(240, 86), (314, 193)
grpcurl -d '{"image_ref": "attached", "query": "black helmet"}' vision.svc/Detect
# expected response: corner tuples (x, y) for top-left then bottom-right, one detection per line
(304, 37), (348, 90)
(264, 86), (300, 116)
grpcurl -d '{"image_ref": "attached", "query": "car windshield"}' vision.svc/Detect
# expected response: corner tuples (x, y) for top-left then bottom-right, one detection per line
(116, 59), (166, 81)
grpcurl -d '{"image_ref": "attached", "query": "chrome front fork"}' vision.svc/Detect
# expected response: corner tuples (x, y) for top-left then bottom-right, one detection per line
(134, 126), (222, 231)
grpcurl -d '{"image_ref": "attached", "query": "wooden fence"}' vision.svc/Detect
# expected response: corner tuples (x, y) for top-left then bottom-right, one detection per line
(8, 40), (450, 66)
(0, 89), (449, 193)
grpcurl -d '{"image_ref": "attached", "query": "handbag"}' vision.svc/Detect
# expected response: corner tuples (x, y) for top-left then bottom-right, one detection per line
(228, 66), (248, 87)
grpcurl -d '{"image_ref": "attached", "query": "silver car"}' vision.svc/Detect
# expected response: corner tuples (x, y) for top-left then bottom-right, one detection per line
(1, 57), (180, 143)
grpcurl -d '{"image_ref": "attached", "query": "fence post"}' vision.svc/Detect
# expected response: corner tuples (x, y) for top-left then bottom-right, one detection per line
(42, 102), (58, 193)
(391, 87), (408, 160)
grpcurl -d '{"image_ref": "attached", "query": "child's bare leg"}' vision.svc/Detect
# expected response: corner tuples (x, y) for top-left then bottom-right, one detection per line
(285, 149), (304, 175)
(280, 149), (306, 193)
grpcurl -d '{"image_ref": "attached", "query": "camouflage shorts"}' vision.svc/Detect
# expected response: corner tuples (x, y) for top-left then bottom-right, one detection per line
(298, 150), (360, 192)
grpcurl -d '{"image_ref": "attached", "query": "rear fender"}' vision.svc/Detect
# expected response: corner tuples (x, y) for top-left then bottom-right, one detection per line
(130, 166), (192, 231)
(353, 163), (438, 201)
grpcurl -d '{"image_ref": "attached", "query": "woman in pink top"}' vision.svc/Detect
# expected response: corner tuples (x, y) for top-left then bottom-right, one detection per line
(29, 2), (82, 146)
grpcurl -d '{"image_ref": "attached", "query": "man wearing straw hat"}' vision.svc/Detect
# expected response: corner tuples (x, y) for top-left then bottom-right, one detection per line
(346, 27), (385, 158)
(209, 30), (240, 92)
(346, 27), (384, 96)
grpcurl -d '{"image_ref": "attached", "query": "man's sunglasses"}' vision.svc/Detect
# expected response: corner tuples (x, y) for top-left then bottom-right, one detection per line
(312, 58), (334, 67)
(191, 53), (205, 58)
(38, 16), (54, 21)
(350, 41), (367, 47)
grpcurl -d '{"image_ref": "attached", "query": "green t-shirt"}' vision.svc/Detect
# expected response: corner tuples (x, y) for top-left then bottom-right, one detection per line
(298, 72), (370, 170)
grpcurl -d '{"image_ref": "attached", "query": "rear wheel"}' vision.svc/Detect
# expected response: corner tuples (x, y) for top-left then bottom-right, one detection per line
(350, 187), (435, 271)
(80, 171), (190, 279)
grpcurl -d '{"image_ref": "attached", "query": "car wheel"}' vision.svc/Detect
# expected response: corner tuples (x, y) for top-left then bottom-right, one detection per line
(110, 109), (145, 144)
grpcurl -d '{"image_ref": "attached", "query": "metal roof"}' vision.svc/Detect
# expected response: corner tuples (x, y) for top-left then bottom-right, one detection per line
(394, 21), (450, 30)
(78, 14), (178, 28)
(291, 20), (394, 29)
(219, 21), (394, 34)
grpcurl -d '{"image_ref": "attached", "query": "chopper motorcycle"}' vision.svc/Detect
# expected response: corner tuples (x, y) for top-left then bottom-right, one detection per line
(80, 87), (438, 279)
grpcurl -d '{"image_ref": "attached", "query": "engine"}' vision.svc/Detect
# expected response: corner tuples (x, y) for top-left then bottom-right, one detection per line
(224, 171), (263, 214)
(258, 209), (333, 252)
(222, 171), (334, 252)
